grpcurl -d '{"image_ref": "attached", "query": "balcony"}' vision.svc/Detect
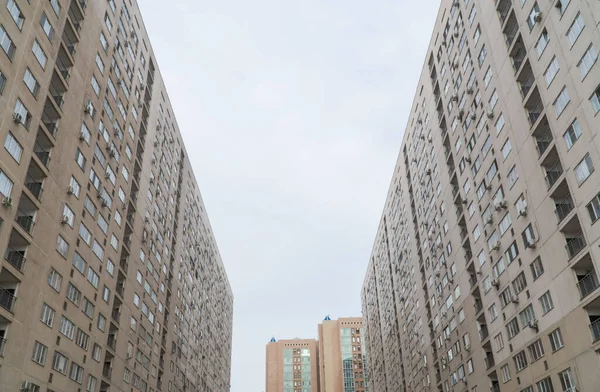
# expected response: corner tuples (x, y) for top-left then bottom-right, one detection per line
(0, 337), (5, 357)
(41, 104), (60, 138)
(577, 272), (599, 299)
(4, 245), (26, 272)
(48, 74), (67, 111)
(25, 171), (44, 201)
(532, 117), (553, 157)
(510, 38), (527, 73)
(15, 210), (35, 234)
(518, 67), (535, 99)
(503, 13), (519, 48)
(102, 364), (112, 380)
(479, 324), (489, 341)
(496, 0), (511, 26)
(0, 287), (16, 313)
(62, 17), (80, 59)
(484, 352), (495, 370)
(554, 195), (574, 223)
(107, 334), (117, 351)
(525, 88), (544, 127)
(565, 233), (586, 260)
(544, 160), (564, 190)
(56, 46), (74, 83)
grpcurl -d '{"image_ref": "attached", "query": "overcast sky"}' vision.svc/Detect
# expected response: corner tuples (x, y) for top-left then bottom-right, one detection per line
(140, 1), (438, 390)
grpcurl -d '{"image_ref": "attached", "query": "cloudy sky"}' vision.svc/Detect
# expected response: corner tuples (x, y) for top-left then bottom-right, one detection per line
(141, 1), (439, 390)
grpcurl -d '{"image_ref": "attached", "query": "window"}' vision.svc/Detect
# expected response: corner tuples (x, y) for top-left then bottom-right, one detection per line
(539, 291), (554, 314)
(578, 45), (598, 79)
(526, 3), (540, 31)
(514, 350), (528, 372)
(3, 132), (23, 164)
(473, 25), (481, 44)
(501, 139), (511, 161)
(468, 6), (477, 26)
(87, 375), (97, 392)
(574, 153), (594, 184)
(592, 85), (600, 114)
(97, 313), (106, 331)
(57, 238), (69, 261)
(91, 75), (101, 96)
(48, 269), (62, 292)
(489, 303), (498, 320)
(92, 344), (101, 362)
(14, 99), (32, 128)
(95, 54), (105, 73)
(87, 267), (99, 289)
(549, 328), (564, 351)
(513, 272), (527, 294)
(62, 204), (75, 227)
(75, 148), (87, 170)
(72, 252), (87, 274)
(493, 258), (506, 278)
(50, 0), (61, 15)
(483, 66), (493, 88)
(531, 257), (545, 280)
(500, 287), (513, 308)
(544, 57), (560, 86)
(519, 304), (536, 326)
(558, 368), (576, 392)
(75, 328), (89, 350)
(537, 377), (554, 392)
(79, 223), (91, 245)
(528, 339), (545, 362)
(501, 364), (511, 383)
(507, 317), (520, 339)
(52, 352), (69, 374)
(498, 213), (511, 236)
(554, 87), (570, 117)
(0, 24), (16, 59)
(508, 165), (519, 189)
(478, 45), (487, 66)
(66, 283), (81, 306)
(70, 362), (84, 383)
(39, 12), (55, 40)
(0, 70), (6, 94)
(7, 0), (25, 29)
(32, 341), (48, 365)
(59, 316), (75, 339)
(124, 367), (131, 383)
(107, 259), (115, 276)
(535, 29), (550, 58)
(32, 40), (47, 68)
(40, 303), (55, 327)
(23, 68), (40, 97)
(103, 286), (110, 302)
(564, 119), (582, 150)
(473, 224), (481, 241)
(82, 297), (94, 319)
(567, 13), (585, 47)
(477, 182), (487, 201)
(68, 176), (81, 198)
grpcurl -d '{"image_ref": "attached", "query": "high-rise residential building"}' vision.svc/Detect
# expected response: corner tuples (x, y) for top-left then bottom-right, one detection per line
(318, 317), (368, 392)
(266, 338), (319, 392)
(362, 0), (600, 391)
(0, 1), (233, 391)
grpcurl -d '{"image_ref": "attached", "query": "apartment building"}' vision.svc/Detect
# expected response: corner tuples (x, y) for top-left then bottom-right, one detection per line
(266, 338), (320, 392)
(362, 0), (600, 391)
(0, 1), (233, 392)
(318, 317), (368, 392)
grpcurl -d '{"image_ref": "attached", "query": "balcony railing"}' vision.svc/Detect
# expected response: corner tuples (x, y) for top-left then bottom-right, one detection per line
(116, 282), (125, 298)
(48, 84), (65, 110)
(25, 173), (43, 200)
(484, 353), (495, 370)
(511, 49), (526, 73)
(41, 109), (59, 138)
(4, 245), (26, 271)
(554, 196), (574, 223)
(15, 210), (36, 234)
(535, 132), (553, 157)
(527, 100), (544, 126)
(565, 233), (586, 259)
(491, 384), (501, 392)
(544, 161), (563, 189)
(590, 318), (600, 342)
(577, 272), (599, 299)
(479, 325), (489, 341)
(504, 23), (519, 47)
(34, 140), (51, 168)
(519, 71), (535, 98)
(0, 337), (6, 356)
(102, 364), (112, 380)
(107, 335), (117, 350)
(0, 287), (16, 312)
(474, 299), (483, 314)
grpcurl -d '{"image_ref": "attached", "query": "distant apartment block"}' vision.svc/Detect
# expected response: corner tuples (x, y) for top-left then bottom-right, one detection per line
(362, 0), (600, 391)
(266, 338), (320, 392)
(0, 0), (233, 391)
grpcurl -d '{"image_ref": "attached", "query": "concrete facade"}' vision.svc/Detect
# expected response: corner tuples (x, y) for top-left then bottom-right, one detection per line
(318, 317), (368, 392)
(0, 1), (233, 391)
(266, 338), (320, 392)
(362, 0), (600, 391)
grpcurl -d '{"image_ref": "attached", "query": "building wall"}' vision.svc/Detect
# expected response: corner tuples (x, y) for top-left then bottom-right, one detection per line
(266, 339), (319, 392)
(0, 0), (233, 391)
(318, 317), (368, 392)
(362, 0), (600, 391)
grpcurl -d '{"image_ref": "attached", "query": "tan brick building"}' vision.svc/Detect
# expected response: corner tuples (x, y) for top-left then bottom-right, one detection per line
(0, 0), (233, 391)
(362, 0), (600, 391)
(266, 338), (320, 392)
(318, 317), (368, 392)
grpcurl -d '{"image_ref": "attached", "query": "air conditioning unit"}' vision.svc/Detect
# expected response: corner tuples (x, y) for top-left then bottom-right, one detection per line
(465, 156), (472, 163)
(426, 169), (432, 175)
(512, 297), (519, 304)
(518, 206), (528, 217)
(470, 112), (476, 120)
(464, 344), (471, 351)
(452, 94), (459, 102)
(453, 31), (459, 38)
(442, 39), (447, 46)
(491, 242), (500, 251)
(61, 215), (70, 224)
(528, 319), (539, 330)
(154, 141), (159, 147)
(494, 199), (507, 210)
(417, 119), (423, 125)
(484, 216), (493, 225)
(104, 172), (111, 179)
(101, 199), (108, 207)
(84, 105), (92, 114)
(428, 136), (433, 143)
(487, 109), (494, 118)
(78, 131), (87, 141)
(126, 352), (133, 359)
(533, 11), (542, 22)
(13, 113), (23, 123)
(555, 0), (563, 9)
(140, 83), (145, 90)
(2, 197), (13, 207)
(491, 278), (499, 288)
(525, 239), (537, 249)
(109, 149), (116, 157)
(67, 186), (75, 195)
(467, 87), (474, 94)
